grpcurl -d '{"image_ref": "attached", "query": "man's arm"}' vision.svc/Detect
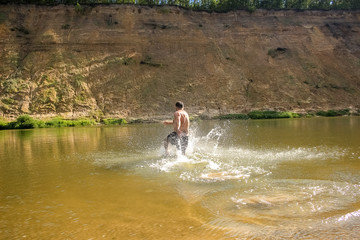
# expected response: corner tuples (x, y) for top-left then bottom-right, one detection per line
(163, 120), (173, 125)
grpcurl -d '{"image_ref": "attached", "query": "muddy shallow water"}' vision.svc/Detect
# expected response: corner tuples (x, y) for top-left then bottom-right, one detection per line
(1, 117), (359, 239)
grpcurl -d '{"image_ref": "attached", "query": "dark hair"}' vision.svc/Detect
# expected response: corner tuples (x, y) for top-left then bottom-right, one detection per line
(175, 101), (184, 109)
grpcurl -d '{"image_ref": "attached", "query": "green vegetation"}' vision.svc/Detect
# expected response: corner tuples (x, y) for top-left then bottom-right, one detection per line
(158, 7), (171, 14)
(1, 98), (15, 105)
(213, 109), (356, 120)
(74, 2), (84, 14)
(316, 109), (350, 117)
(1, 109), (357, 131)
(1, 78), (28, 94)
(45, 117), (96, 127)
(217, 114), (249, 120)
(0, 115), (97, 130)
(0, 118), (10, 130)
(2, 0), (358, 11)
(0, 11), (7, 24)
(248, 111), (300, 119)
(140, 56), (163, 67)
(102, 118), (127, 125)
(61, 24), (70, 29)
(268, 47), (288, 58)
(189, 115), (201, 121)
(16, 26), (29, 34)
(128, 119), (144, 124)
(6, 115), (44, 129)
(0, 115), (133, 130)
(122, 56), (133, 65)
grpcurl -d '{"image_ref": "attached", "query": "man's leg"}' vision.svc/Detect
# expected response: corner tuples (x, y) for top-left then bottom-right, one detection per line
(164, 136), (169, 155)
(164, 132), (177, 155)
(180, 136), (189, 155)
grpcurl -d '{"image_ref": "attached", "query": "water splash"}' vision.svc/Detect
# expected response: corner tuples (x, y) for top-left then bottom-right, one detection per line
(144, 120), (345, 182)
(89, 121), (359, 239)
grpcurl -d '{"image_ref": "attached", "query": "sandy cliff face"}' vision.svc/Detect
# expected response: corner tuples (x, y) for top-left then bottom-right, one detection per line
(0, 4), (359, 119)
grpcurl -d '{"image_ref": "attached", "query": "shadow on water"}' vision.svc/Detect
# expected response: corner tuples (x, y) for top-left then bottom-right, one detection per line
(92, 118), (360, 239)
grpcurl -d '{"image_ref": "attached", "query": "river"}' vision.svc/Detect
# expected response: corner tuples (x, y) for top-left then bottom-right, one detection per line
(1, 117), (359, 239)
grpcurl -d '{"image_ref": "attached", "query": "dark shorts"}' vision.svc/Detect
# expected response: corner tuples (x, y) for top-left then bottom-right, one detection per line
(167, 132), (189, 151)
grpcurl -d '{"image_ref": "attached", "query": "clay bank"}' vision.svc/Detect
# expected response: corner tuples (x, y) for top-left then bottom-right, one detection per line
(0, 4), (359, 120)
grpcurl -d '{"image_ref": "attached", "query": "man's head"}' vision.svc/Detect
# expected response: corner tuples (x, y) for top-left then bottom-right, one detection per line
(175, 101), (184, 110)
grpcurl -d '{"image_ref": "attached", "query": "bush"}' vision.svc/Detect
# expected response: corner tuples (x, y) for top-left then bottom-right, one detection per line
(0, 116), (97, 131)
(189, 115), (201, 122)
(217, 114), (249, 120)
(248, 111), (300, 119)
(316, 109), (350, 117)
(9, 115), (38, 129)
(75, 118), (97, 126)
(45, 117), (96, 127)
(102, 118), (127, 125)
(74, 3), (84, 14)
(0, 119), (9, 130)
(122, 56), (133, 65)
(128, 119), (143, 124)
(45, 117), (70, 127)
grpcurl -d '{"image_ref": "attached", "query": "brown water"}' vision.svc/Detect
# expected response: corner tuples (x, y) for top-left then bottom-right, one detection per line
(1, 117), (360, 239)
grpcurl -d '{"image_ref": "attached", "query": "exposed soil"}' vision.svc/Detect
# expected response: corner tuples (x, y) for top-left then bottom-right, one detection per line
(0, 4), (359, 120)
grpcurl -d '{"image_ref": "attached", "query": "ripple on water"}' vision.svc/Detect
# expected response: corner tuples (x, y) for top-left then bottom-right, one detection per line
(200, 179), (360, 238)
(143, 145), (345, 183)
(89, 137), (357, 239)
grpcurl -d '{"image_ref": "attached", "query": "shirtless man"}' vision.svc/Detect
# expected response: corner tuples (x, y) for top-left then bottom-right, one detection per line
(163, 101), (190, 155)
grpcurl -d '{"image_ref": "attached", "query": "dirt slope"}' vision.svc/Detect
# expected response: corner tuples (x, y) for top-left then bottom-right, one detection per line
(0, 4), (359, 119)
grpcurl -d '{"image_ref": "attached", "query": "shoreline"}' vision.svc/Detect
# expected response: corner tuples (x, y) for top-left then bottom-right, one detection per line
(1, 109), (359, 131)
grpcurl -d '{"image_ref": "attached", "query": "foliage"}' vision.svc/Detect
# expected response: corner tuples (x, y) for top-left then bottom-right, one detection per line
(73, 74), (85, 90)
(1, 78), (27, 94)
(0, 11), (7, 24)
(7, 115), (41, 129)
(61, 24), (70, 29)
(0, 119), (9, 130)
(102, 118), (127, 125)
(122, 56), (133, 65)
(140, 56), (163, 67)
(248, 111), (300, 119)
(217, 114), (249, 120)
(74, 2), (84, 14)
(1, 0), (359, 11)
(268, 49), (277, 58)
(128, 119), (144, 124)
(189, 115), (202, 121)
(0, 116), (97, 130)
(1, 98), (15, 105)
(45, 117), (96, 127)
(316, 109), (350, 117)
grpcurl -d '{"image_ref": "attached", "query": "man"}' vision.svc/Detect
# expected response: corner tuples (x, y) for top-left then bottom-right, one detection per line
(163, 101), (190, 155)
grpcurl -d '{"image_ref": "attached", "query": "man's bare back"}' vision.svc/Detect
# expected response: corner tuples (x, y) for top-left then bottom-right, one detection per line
(173, 110), (189, 136)
(163, 101), (190, 155)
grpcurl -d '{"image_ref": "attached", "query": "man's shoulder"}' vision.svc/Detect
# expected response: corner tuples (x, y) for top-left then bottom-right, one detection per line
(175, 110), (189, 116)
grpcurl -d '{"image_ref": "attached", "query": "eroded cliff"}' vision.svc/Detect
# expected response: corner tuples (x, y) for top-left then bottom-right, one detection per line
(0, 4), (359, 119)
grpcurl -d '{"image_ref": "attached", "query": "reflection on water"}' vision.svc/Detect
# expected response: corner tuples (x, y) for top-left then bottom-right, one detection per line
(1, 117), (360, 239)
